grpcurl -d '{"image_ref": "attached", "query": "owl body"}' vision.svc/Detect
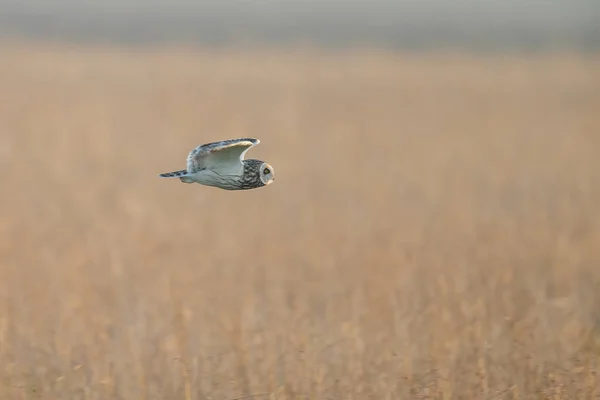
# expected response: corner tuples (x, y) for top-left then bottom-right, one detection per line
(159, 138), (274, 191)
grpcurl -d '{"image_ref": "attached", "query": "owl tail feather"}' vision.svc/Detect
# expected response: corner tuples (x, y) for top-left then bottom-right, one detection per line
(159, 169), (193, 183)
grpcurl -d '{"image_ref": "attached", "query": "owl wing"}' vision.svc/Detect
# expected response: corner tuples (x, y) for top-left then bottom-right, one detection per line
(186, 138), (259, 175)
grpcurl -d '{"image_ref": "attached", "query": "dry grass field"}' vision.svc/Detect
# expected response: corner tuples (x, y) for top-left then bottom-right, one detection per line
(0, 42), (599, 399)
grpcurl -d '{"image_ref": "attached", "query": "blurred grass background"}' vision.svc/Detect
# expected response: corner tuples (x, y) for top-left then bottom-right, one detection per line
(1, 44), (599, 399)
(1, 1), (600, 398)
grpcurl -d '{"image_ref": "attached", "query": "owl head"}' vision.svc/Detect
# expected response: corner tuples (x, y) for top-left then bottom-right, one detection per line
(258, 162), (275, 186)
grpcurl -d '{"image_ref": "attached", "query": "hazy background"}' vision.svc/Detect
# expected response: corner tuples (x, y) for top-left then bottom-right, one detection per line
(0, 0), (598, 50)
(1, 1), (600, 399)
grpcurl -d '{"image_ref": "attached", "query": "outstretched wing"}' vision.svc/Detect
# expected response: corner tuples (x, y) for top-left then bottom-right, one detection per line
(186, 138), (259, 174)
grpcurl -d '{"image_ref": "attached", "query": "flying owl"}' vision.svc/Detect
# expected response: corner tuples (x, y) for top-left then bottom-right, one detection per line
(159, 138), (275, 190)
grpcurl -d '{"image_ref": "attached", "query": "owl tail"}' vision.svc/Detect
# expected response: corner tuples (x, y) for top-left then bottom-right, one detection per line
(158, 169), (193, 183)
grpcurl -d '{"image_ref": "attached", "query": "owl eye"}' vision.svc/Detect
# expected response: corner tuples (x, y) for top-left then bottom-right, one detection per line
(263, 168), (270, 175)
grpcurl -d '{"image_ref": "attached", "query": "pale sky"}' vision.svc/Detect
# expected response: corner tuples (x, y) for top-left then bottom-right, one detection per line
(0, 0), (597, 49)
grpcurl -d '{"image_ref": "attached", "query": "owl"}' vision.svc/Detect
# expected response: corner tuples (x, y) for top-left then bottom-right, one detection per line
(159, 138), (275, 190)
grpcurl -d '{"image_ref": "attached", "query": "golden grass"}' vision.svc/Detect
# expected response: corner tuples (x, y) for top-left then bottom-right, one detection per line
(0, 42), (599, 399)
